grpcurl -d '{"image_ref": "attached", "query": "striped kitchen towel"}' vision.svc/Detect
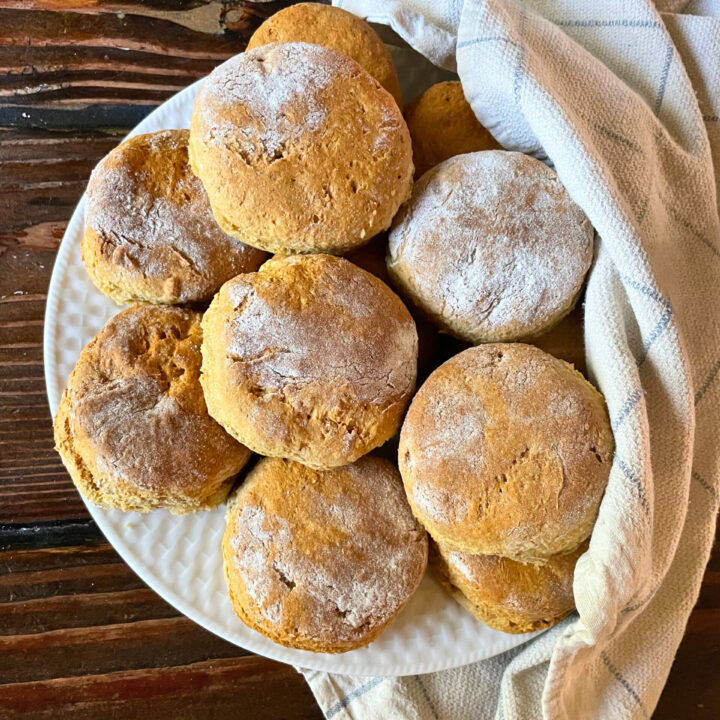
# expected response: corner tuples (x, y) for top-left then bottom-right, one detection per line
(299, 1), (720, 718)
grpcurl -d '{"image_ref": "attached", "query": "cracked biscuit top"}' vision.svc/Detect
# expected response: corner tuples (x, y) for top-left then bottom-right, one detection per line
(388, 150), (593, 342)
(188, 42), (413, 255)
(223, 456), (428, 653)
(82, 130), (267, 305)
(399, 343), (613, 561)
(201, 254), (418, 469)
(53, 305), (252, 513)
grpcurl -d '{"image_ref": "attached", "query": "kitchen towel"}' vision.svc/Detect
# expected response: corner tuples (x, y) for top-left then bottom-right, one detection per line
(301, 0), (720, 718)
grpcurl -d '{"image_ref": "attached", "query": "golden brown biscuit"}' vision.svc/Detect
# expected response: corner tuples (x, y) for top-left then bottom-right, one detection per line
(82, 130), (267, 305)
(247, 3), (402, 107)
(405, 81), (500, 177)
(431, 541), (586, 633)
(54, 305), (252, 513)
(189, 43), (413, 255)
(388, 151), (593, 343)
(532, 303), (587, 377)
(399, 344), (613, 560)
(223, 456), (428, 653)
(201, 254), (418, 469)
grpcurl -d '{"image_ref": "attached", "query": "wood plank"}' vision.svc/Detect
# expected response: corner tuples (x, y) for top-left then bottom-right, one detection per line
(0, 561), (143, 603)
(0, 656), (323, 720)
(0, 535), (323, 719)
(0, 539), (247, 685)
(0, 616), (254, 683)
(0, 588), (176, 635)
(0, 543), (119, 573)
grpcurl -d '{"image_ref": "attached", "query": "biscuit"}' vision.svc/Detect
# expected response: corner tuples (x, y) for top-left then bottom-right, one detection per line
(189, 43), (413, 255)
(431, 541), (586, 633)
(223, 456), (428, 653)
(201, 254), (418, 469)
(82, 130), (267, 305)
(405, 81), (499, 177)
(247, 3), (402, 107)
(54, 305), (252, 513)
(388, 151), (593, 343)
(399, 344), (613, 560)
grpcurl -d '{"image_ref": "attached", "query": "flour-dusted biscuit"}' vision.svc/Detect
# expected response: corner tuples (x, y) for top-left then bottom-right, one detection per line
(54, 305), (252, 513)
(405, 81), (499, 177)
(248, 3), (402, 107)
(223, 456), (428, 653)
(190, 43), (413, 255)
(431, 541), (586, 633)
(82, 130), (267, 305)
(399, 344), (613, 560)
(388, 151), (593, 343)
(201, 254), (418, 468)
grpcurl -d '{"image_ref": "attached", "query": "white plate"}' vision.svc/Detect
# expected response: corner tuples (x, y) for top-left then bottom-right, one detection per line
(43, 46), (539, 676)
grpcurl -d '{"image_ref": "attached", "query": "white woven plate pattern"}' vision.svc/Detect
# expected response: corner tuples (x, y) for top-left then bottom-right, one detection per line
(43, 49), (540, 676)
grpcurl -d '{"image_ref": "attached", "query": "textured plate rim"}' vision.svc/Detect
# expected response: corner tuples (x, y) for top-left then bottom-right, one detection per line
(42, 78), (541, 677)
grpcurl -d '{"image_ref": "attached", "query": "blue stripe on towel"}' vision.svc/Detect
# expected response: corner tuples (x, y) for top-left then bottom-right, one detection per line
(616, 458), (651, 516)
(653, 42), (675, 116)
(692, 470), (720, 504)
(553, 19), (660, 29)
(413, 676), (440, 720)
(612, 388), (643, 431)
(325, 678), (385, 718)
(695, 356), (720, 406)
(600, 651), (649, 719)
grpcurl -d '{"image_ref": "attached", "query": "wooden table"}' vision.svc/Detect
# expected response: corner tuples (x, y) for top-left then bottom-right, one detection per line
(0, 2), (716, 718)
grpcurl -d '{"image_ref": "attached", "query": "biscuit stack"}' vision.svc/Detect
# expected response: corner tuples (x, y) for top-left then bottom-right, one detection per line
(54, 3), (613, 652)
(400, 344), (613, 632)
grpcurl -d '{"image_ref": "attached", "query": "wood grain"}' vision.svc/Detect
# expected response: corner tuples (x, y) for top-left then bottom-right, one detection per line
(0, 1), (717, 718)
(0, 540), (321, 719)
